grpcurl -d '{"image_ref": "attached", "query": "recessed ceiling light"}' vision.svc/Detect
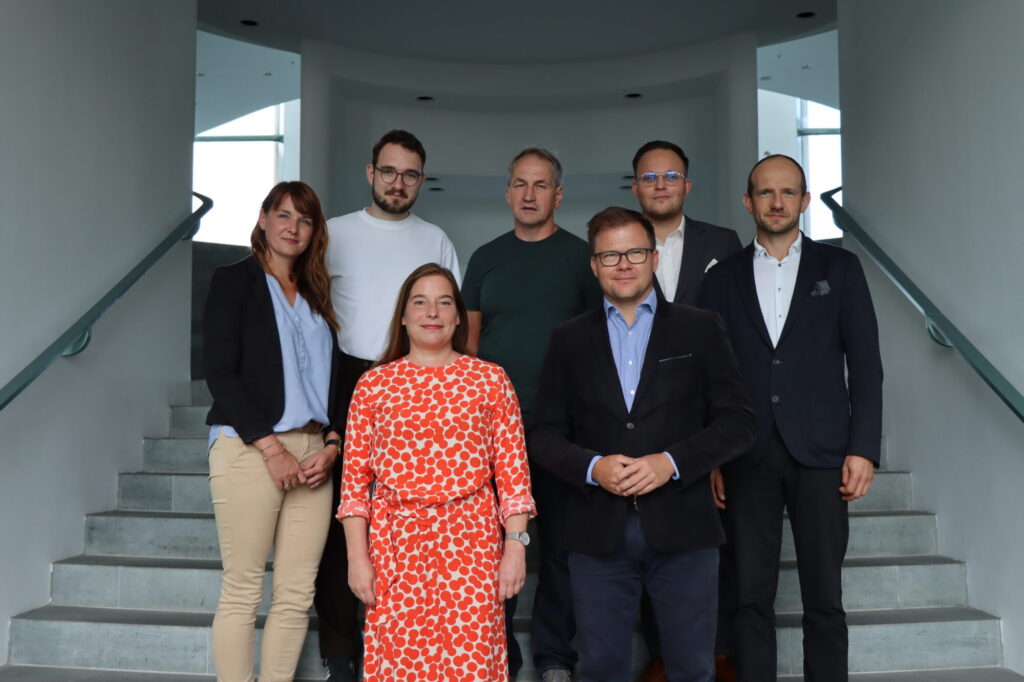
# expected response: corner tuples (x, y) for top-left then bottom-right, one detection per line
(796, 11), (815, 18)
(240, 19), (259, 26)
(801, 65), (812, 70)
(619, 185), (632, 190)
(425, 176), (440, 182)
(625, 92), (643, 99)
(196, 72), (205, 78)
(417, 95), (434, 101)
(621, 175), (634, 180)
(760, 75), (773, 81)
(263, 71), (273, 77)
(428, 187), (444, 192)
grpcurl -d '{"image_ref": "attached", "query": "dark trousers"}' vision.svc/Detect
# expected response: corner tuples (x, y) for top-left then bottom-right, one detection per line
(640, 525), (736, 660)
(313, 353), (372, 661)
(569, 510), (718, 682)
(725, 425), (849, 682)
(529, 465), (579, 673)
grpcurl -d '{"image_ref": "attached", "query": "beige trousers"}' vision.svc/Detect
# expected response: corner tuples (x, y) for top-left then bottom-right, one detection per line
(209, 430), (332, 682)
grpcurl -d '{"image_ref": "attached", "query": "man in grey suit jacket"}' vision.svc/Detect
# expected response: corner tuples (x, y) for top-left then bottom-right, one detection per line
(632, 140), (743, 306)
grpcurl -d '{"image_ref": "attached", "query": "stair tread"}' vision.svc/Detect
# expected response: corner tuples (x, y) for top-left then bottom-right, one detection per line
(781, 669), (1024, 681)
(0, 666), (325, 681)
(89, 510), (213, 519)
(14, 605), (319, 629)
(776, 605), (998, 626)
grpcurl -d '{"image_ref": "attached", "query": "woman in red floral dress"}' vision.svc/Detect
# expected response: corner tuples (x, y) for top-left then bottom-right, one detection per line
(338, 263), (536, 682)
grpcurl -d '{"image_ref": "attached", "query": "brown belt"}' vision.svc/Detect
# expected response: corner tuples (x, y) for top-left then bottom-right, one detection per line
(293, 420), (326, 435)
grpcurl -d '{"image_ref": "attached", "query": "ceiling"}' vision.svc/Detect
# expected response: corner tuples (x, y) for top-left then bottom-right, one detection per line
(198, 0), (836, 64)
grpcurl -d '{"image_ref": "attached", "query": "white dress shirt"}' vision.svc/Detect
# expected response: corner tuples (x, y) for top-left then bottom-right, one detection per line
(753, 232), (803, 347)
(654, 216), (685, 302)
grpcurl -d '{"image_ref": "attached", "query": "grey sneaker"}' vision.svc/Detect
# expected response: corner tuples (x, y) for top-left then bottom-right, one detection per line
(540, 669), (573, 682)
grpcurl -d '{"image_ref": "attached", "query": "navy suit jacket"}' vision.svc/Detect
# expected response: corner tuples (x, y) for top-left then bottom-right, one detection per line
(700, 237), (883, 469)
(655, 216), (743, 306)
(528, 299), (756, 556)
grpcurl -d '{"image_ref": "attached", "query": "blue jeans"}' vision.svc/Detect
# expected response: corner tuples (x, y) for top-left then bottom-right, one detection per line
(569, 510), (718, 682)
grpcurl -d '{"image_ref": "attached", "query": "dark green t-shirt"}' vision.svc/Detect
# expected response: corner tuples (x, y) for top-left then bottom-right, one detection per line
(462, 228), (602, 414)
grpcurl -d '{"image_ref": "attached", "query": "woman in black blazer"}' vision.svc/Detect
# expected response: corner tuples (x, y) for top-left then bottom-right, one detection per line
(203, 181), (344, 682)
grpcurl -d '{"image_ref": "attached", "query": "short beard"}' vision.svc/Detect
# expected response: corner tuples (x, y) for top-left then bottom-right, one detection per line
(371, 186), (415, 215)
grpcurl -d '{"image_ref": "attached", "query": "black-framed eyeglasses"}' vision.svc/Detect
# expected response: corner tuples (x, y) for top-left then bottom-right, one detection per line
(637, 171), (687, 186)
(374, 166), (423, 186)
(593, 248), (653, 267)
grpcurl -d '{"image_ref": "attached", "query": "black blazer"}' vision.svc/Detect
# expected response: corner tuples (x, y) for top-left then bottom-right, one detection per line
(528, 299), (756, 556)
(699, 237), (883, 470)
(203, 256), (344, 443)
(655, 217), (743, 306)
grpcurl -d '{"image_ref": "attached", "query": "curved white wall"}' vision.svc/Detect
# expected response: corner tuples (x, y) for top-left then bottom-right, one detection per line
(299, 34), (758, 256)
(0, 1), (197, 664)
(838, 0), (1024, 670)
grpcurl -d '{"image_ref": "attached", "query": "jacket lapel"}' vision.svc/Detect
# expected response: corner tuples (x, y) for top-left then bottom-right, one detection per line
(737, 245), (773, 348)
(776, 236), (817, 347)
(675, 218), (704, 303)
(590, 309), (630, 417)
(631, 301), (672, 412)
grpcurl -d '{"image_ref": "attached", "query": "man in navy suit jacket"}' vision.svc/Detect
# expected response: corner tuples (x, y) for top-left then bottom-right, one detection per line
(531, 206), (756, 681)
(700, 155), (883, 682)
(631, 140), (743, 306)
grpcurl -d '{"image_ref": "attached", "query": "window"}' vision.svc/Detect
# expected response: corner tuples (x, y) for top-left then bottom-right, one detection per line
(192, 101), (298, 245)
(798, 100), (842, 241)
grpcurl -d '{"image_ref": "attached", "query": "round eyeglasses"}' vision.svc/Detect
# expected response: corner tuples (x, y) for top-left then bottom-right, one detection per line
(637, 171), (687, 186)
(374, 166), (423, 186)
(592, 248), (654, 267)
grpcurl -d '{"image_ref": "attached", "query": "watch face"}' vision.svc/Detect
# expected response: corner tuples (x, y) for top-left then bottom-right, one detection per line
(510, 531), (530, 546)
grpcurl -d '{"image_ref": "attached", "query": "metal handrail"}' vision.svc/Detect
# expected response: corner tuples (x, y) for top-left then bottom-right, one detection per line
(0, 192), (213, 412)
(821, 186), (1024, 422)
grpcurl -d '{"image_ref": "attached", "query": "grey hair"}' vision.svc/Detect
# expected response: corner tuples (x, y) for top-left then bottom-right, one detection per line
(507, 147), (563, 187)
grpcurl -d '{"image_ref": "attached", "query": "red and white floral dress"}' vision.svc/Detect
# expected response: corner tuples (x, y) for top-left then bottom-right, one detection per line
(338, 355), (536, 682)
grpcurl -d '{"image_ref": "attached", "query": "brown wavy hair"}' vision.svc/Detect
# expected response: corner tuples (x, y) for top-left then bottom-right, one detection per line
(376, 263), (468, 367)
(250, 181), (338, 331)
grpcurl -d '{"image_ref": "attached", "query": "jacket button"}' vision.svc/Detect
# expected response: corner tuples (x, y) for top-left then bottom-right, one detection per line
(772, 359), (782, 366)
(625, 422), (635, 430)
(771, 395), (781, 404)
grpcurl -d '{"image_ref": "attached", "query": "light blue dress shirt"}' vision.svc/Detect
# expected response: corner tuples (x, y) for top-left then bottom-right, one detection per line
(586, 289), (679, 485)
(209, 274), (333, 449)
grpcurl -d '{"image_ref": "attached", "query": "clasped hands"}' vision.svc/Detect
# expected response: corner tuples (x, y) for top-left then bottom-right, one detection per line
(592, 453), (675, 497)
(255, 434), (340, 492)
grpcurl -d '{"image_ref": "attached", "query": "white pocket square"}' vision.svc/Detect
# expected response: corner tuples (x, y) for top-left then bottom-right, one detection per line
(705, 258), (719, 273)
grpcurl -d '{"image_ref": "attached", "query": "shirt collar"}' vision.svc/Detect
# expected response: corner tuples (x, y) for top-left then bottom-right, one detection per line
(604, 287), (658, 321)
(658, 215), (686, 244)
(753, 230), (803, 259)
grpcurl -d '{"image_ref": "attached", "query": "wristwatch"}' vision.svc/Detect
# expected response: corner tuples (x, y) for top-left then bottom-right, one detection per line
(324, 438), (342, 451)
(506, 531), (531, 547)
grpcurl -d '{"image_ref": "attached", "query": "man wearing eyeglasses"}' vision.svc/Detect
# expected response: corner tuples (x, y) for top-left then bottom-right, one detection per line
(320, 129), (460, 681)
(462, 148), (601, 682)
(632, 141), (742, 307)
(530, 206), (755, 682)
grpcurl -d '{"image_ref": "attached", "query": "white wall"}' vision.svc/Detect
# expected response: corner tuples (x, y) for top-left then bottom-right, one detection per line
(0, 1), (197, 664)
(300, 33), (758, 255)
(838, 0), (1024, 670)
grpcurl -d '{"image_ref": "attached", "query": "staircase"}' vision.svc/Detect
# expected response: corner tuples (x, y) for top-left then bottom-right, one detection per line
(2, 383), (1023, 681)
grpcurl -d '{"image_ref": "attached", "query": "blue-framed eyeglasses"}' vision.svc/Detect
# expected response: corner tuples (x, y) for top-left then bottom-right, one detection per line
(637, 171), (687, 186)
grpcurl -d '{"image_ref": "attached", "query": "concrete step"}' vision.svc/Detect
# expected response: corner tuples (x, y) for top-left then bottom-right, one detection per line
(84, 508), (938, 562)
(7, 605), (564, 680)
(169, 405), (210, 438)
(775, 607), (1002, 675)
(143, 437), (207, 472)
(0, 668), (312, 681)
(183, 380), (212, 407)
(118, 472), (209, 512)
(85, 511), (218, 559)
(776, 555), (966, 612)
(850, 470), (911, 512)
(779, 670), (1024, 681)
(52, 554), (540, 616)
(782, 510), (937, 561)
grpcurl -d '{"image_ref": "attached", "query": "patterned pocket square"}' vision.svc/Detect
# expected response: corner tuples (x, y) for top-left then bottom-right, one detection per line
(811, 280), (831, 296)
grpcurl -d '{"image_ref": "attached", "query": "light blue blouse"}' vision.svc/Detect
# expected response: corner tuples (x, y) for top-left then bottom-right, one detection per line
(209, 273), (333, 449)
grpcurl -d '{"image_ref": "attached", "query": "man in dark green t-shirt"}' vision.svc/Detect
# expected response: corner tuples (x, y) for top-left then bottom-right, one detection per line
(463, 148), (601, 682)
